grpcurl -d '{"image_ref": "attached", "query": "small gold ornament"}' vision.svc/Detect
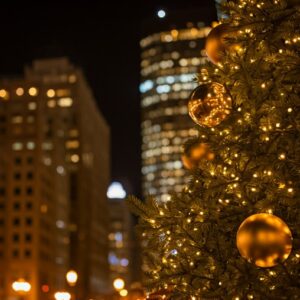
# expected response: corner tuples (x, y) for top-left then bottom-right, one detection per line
(205, 23), (240, 64)
(236, 213), (293, 268)
(188, 82), (232, 127)
(181, 143), (214, 170)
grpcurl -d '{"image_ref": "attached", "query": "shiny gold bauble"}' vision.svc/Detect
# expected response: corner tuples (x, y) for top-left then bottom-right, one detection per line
(205, 23), (239, 64)
(188, 82), (232, 127)
(236, 213), (293, 268)
(182, 143), (214, 170)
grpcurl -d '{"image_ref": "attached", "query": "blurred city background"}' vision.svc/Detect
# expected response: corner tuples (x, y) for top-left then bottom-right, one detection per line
(0, 0), (219, 299)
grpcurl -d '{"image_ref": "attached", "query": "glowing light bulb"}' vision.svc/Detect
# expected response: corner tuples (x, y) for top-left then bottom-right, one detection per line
(157, 9), (166, 18)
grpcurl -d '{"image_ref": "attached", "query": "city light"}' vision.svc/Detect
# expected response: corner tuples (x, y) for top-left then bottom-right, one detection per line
(66, 270), (78, 286)
(54, 291), (71, 300)
(12, 279), (31, 293)
(157, 9), (166, 18)
(113, 278), (125, 291)
(119, 289), (128, 297)
(107, 182), (126, 199)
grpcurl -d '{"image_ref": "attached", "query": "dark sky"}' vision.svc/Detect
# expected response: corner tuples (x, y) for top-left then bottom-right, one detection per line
(0, 0), (216, 197)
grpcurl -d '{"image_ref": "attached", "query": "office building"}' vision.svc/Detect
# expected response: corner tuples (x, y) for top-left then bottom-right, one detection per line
(0, 58), (110, 300)
(140, 7), (217, 202)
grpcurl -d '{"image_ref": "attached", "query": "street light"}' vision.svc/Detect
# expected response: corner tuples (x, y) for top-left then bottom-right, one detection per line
(54, 291), (71, 300)
(113, 278), (125, 291)
(119, 289), (128, 297)
(12, 279), (31, 300)
(66, 270), (78, 287)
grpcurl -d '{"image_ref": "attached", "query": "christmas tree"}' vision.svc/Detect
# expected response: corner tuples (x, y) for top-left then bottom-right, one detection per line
(128, 0), (300, 299)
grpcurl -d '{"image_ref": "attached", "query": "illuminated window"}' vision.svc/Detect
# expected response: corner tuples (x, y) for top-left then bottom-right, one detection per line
(56, 166), (65, 175)
(0, 89), (9, 100)
(56, 220), (65, 229)
(42, 142), (53, 151)
(47, 100), (56, 108)
(40, 204), (48, 213)
(69, 74), (77, 83)
(12, 142), (23, 151)
(26, 142), (35, 150)
(46, 89), (55, 98)
(65, 140), (79, 149)
(56, 89), (70, 97)
(70, 154), (80, 163)
(28, 102), (37, 110)
(58, 97), (73, 107)
(11, 115), (23, 124)
(179, 58), (188, 67)
(120, 258), (129, 267)
(16, 87), (24, 96)
(28, 87), (38, 96)
(68, 129), (79, 137)
(43, 157), (52, 166)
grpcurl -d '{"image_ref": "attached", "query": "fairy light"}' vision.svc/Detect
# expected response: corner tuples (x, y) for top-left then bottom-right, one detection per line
(287, 108), (292, 113)
(279, 183), (285, 189)
(261, 83), (266, 88)
(287, 188), (293, 193)
(279, 153), (286, 160)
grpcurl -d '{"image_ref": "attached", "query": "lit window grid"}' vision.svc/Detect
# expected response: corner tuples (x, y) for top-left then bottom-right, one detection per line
(141, 28), (208, 202)
(140, 27), (211, 48)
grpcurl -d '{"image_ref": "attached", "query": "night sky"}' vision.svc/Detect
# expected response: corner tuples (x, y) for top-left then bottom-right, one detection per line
(0, 0), (216, 197)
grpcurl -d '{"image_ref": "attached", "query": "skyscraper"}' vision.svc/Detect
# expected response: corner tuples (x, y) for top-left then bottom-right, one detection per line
(140, 7), (217, 202)
(0, 58), (110, 300)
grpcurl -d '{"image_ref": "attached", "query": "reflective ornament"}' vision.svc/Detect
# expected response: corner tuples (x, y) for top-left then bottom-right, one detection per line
(182, 143), (214, 170)
(205, 23), (239, 64)
(188, 83), (232, 127)
(236, 213), (293, 268)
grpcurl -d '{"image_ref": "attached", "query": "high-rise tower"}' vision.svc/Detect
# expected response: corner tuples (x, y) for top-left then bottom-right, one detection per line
(140, 7), (217, 202)
(0, 58), (110, 300)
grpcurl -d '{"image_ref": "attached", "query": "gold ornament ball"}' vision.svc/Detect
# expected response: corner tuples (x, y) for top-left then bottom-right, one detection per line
(236, 213), (293, 268)
(182, 143), (214, 170)
(188, 82), (232, 127)
(205, 23), (240, 64)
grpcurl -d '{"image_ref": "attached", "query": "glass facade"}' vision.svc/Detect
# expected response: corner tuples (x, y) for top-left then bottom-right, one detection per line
(140, 23), (211, 202)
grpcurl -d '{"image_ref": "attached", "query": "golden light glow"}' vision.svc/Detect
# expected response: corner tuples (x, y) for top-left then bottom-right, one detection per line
(28, 87), (38, 96)
(113, 278), (125, 291)
(12, 279), (31, 293)
(16, 87), (24, 96)
(66, 270), (78, 286)
(70, 154), (80, 163)
(0, 89), (9, 100)
(58, 97), (73, 107)
(47, 89), (55, 97)
(236, 213), (293, 267)
(119, 289), (128, 297)
(54, 292), (71, 300)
